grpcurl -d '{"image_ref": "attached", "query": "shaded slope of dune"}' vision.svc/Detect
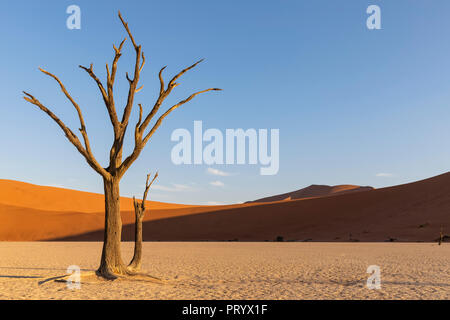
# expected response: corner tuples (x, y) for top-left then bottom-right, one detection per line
(247, 184), (374, 203)
(56, 172), (450, 242)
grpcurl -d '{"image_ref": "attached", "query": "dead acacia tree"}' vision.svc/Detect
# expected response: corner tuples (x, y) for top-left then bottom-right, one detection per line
(23, 11), (221, 279)
(129, 172), (158, 271)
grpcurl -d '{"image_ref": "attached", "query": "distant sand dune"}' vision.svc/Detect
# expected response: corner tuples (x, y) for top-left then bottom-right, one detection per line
(247, 184), (374, 203)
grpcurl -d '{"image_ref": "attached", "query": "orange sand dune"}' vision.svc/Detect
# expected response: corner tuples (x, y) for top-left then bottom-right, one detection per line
(1, 173), (449, 242)
(0, 201), (244, 241)
(247, 184), (374, 203)
(0, 179), (193, 213)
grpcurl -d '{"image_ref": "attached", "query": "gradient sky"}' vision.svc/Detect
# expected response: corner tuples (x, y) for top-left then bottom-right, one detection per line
(1, 0), (450, 205)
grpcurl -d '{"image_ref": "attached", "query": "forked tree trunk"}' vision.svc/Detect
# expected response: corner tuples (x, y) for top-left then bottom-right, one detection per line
(98, 177), (127, 278)
(128, 172), (157, 271)
(129, 203), (144, 270)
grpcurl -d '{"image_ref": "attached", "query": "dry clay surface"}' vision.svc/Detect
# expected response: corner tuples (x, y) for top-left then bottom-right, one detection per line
(0, 242), (448, 299)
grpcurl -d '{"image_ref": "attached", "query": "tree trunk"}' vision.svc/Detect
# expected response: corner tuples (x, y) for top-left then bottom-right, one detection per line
(97, 177), (127, 278)
(129, 208), (144, 270)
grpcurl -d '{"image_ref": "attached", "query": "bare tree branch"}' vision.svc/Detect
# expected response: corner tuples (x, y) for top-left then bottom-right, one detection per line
(125, 72), (133, 83)
(119, 87), (221, 176)
(22, 91), (109, 178)
(79, 63), (120, 131)
(105, 64), (111, 83)
(139, 52), (146, 73)
(139, 171), (158, 211)
(110, 38), (127, 85)
(139, 60), (204, 135)
(136, 104), (143, 128)
(132, 171), (158, 213)
(37, 68), (95, 158)
(118, 11), (138, 49)
(104, 37), (127, 133)
(137, 67), (168, 132)
(118, 11), (143, 128)
(167, 59), (204, 89)
(158, 66), (166, 94)
(142, 88), (222, 145)
(79, 64), (108, 104)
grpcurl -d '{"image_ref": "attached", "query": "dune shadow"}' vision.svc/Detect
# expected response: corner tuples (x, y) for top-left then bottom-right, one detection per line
(48, 192), (447, 242)
(49, 204), (338, 242)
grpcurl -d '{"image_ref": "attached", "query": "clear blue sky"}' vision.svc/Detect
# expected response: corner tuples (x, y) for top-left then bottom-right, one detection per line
(1, 0), (450, 205)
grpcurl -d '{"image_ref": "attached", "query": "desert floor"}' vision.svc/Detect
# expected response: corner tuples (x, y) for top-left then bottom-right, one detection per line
(0, 242), (448, 300)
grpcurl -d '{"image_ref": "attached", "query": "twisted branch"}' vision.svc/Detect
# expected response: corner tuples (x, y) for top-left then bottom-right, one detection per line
(142, 88), (222, 145)
(78, 63), (120, 132)
(22, 91), (108, 178)
(136, 171), (159, 212)
(118, 11), (143, 128)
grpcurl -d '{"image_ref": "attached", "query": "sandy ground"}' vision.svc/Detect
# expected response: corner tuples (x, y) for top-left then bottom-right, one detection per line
(0, 242), (448, 300)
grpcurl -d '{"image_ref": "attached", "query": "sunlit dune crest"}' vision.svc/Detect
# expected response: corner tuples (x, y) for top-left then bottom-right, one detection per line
(247, 184), (374, 203)
(0, 179), (193, 213)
